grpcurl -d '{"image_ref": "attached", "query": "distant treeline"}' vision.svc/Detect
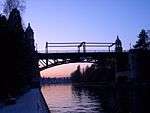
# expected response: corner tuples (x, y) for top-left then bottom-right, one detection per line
(0, 8), (38, 101)
(41, 77), (71, 84)
(70, 60), (115, 83)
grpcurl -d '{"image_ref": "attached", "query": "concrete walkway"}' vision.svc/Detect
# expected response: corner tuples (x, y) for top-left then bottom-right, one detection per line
(0, 88), (50, 113)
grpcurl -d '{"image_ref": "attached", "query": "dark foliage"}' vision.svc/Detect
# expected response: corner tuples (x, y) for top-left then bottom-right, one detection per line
(131, 29), (150, 82)
(71, 65), (82, 83)
(133, 29), (149, 50)
(0, 8), (39, 102)
(70, 59), (115, 83)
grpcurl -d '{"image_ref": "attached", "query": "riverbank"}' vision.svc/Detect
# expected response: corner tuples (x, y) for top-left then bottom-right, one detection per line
(0, 88), (50, 113)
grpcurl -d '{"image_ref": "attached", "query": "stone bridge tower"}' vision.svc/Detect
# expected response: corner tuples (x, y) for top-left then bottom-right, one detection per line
(25, 23), (40, 88)
(25, 23), (35, 51)
(115, 36), (123, 52)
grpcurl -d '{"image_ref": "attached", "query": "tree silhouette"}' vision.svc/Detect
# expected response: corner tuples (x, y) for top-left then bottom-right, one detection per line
(0, 14), (10, 99)
(71, 65), (82, 83)
(70, 60), (115, 83)
(133, 29), (149, 50)
(0, 8), (38, 101)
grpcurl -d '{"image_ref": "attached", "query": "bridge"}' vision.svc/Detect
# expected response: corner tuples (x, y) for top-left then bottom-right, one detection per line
(37, 38), (128, 71)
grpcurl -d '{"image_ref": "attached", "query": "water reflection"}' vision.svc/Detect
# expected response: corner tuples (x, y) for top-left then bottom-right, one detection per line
(41, 84), (150, 113)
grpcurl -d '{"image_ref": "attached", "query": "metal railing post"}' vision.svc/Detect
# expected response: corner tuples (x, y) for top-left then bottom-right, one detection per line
(108, 46), (110, 52)
(45, 42), (48, 67)
(45, 42), (48, 53)
(83, 42), (86, 53)
(78, 46), (80, 53)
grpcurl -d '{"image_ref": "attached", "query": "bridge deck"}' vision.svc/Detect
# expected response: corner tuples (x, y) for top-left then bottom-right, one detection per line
(37, 52), (128, 59)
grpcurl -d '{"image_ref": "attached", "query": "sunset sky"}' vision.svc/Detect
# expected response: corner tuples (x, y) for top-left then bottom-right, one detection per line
(0, 0), (150, 77)
(23, 0), (150, 50)
(40, 63), (92, 78)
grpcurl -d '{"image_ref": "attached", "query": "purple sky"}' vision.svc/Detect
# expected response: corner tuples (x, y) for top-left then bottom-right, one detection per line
(0, 0), (150, 50)
(22, 0), (150, 51)
(0, 0), (150, 77)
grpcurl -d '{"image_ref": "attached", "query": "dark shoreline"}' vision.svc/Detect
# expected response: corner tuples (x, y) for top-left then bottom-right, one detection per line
(39, 88), (51, 113)
(41, 81), (150, 88)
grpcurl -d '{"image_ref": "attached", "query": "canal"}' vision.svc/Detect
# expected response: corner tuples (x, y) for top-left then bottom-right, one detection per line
(41, 84), (150, 113)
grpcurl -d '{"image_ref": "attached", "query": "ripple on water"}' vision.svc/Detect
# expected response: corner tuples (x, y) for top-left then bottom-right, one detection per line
(41, 84), (105, 113)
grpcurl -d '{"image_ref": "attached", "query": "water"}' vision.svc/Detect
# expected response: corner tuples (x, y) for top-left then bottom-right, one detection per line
(41, 84), (150, 113)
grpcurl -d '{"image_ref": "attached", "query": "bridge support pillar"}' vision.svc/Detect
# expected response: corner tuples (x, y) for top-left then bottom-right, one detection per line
(115, 53), (129, 83)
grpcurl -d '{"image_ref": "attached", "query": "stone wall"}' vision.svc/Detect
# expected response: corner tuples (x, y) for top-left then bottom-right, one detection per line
(129, 49), (150, 82)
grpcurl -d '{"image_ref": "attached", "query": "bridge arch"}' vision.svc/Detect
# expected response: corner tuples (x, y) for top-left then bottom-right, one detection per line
(38, 52), (117, 72)
(39, 60), (95, 71)
(40, 62), (93, 78)
(37, 39), (125, 72)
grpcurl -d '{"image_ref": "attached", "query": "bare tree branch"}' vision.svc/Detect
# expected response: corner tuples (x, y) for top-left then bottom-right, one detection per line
(3, 0), (26, 16)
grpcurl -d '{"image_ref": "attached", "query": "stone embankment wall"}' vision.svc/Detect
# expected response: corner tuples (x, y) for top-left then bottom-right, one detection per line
(115, 52), (129, 82)
(39, 89), (51, 113)
(129, 49), (150, 82)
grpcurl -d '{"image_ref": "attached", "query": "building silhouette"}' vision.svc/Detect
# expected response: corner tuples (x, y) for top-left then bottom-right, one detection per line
(115, 36), (123, 52)
(25, 23), (35, 51)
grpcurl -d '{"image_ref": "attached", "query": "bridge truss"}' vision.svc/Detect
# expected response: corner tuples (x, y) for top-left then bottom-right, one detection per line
(38, 42), (116, 71)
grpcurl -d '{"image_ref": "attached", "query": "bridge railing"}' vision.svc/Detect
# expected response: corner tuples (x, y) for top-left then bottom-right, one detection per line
(37, 50), (122, 53)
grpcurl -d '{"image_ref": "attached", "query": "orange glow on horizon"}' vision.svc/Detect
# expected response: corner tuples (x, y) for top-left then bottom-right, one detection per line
(40, 63), (92, 78)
